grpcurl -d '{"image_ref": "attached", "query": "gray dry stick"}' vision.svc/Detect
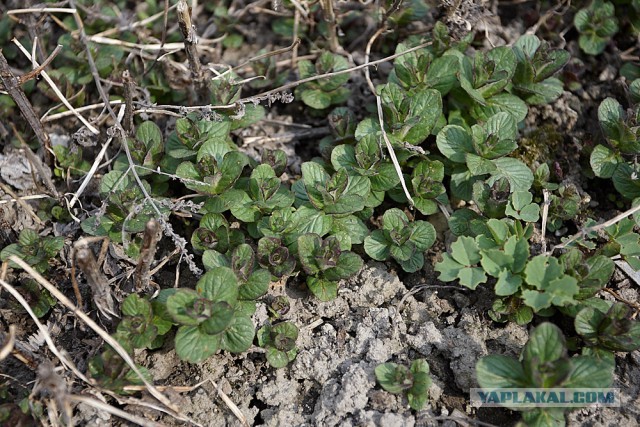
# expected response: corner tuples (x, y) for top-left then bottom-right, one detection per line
(0, 49), (57, 167)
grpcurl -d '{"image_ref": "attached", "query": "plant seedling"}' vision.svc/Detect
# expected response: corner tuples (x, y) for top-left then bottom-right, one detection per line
(165, 267), (255, 363)
(1, 229), (64, 273)
(575, 302), (640, 352)
(297, 233), (363, 301)
(476, 323), (614, 426)
(364, 208), (436, 273)
(574, 0), (619, 55)
(295, 51), (350, 110)
(375, 359), (432, 410)
(257, 322), (299, 368)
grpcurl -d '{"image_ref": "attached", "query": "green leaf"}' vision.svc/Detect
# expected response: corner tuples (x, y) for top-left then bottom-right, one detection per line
(324, 251), (363, 281)
(288, 206), (331, 238)
(297, 233), (322, 274)
(476, 355), (528, 389)
(523, 323), (565, 365)
(488, 158), (534, 192)
(122, 294), (152, 318)
(166, 289), (201, 326)
(332, 215), (369, 245)
(613, 162), (640, 199)
(436, 125), (474, 163)
(300, 89), (332, 109)
(375, 363), (414, 394)
(563, 356), (614, 388)
(457, 266), (487, 289)
(450, 236), (482, 265)
(399, 251), (425, 273)
(199, 302), (235, 335)
(409, 221), (436, 251)
(239, 269), (271, 300)
(196, 267), (239, 304)
(307, 276), (338, 301)
(202, 250), (230, 270)
(521, 289), (553, 311)
(408, 359), (431, 411)
(174, 325), (221, 363)
(494, 269), (522, 296)
(590, 144), (619, 178)
(220, 315), (255, 353)
(364, 230), (391, 261)
(425, 55), (459, 94)
(382, 208), (409, 231)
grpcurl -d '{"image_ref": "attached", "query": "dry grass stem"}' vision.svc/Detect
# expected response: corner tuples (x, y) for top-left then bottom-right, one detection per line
(0, 324), (16, 361)
(541, 189), (550, 253)
(0, 51), (54, 166)
(6, 255), (195, 423)
(134, 218), (161, 291)
(0, 182), (45, 226)
(549, 201), (640, 254)
(363, 27), (415, 206)
(85, 35), (221, 53)
(177, 0), (208, 101)
(7, 7), (77, 15)
(68, 394), (166, 427)
(12, 39), (100, 134)
(68, 104), (126, 210)
(0, 274), (89, 383)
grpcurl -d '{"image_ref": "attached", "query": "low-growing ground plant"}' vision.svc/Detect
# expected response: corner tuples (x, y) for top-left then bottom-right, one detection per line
(476, 323), (615, 427)
(3, 1), (640, 424)
(375, 359), (432, 411)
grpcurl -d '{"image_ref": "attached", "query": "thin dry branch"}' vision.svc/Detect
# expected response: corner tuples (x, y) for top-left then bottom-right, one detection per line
(68, 104), (126, 210)
(0, 50), (54, 165)
(134, 218), (161, 291)
(6, 255), (197, 425)
(0, 274), (89, 384)
(12, 38), (99, 135)
(548, 201), (640, 253)
(68, 395), (166, 427)
(363, 27), (415, 206)
(177, 0), (208, 101)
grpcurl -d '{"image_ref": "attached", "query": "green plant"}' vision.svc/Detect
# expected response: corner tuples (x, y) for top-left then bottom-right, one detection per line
(164, 267), (255, 363)
(297, 234), (363, 301)
(574, 0), (619, 55)
(575, 302), (640, 352)
(364, 208), (436, 273)
(257, 321), (299, 368)
(88, 332), (152, 394)
(476, 323), (614, 427)
(375, 359), (432, 410)
(436, 112), (533, 201)
(435, 218), (582, 324)
(116, 294), (172, 350)
(590, 92), (640, 199)
(0, 229), (64, 274)
(295, 51), (350, 110)
(511, 34), (570, 105)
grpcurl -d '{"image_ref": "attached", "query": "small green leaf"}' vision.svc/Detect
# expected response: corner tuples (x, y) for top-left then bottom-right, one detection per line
(476, 355), (528, 389)
(451, 236), (482, 266)
(523, 323), (566, 365)
(364, 230), (392, 261)
(220, 315), (255, 353)
(174, 325), (221, 363)
(307, 276), (338, 301)
(196, 267), (239, 304)
(375, 363), (414, 394)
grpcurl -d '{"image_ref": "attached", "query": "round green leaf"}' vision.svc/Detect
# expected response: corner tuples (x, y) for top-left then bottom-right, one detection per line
(220, 315), (255, 353)
(174, 325), (220, 363)
(196, 267), (239, 303)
